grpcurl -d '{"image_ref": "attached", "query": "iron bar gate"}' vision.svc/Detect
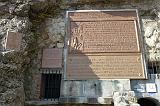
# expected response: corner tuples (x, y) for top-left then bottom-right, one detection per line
(147, 61), (160, 79)
(40, 68), (62, 101)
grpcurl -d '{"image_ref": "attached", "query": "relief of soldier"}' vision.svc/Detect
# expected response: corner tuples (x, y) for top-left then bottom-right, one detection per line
(70, 23), (84, 53)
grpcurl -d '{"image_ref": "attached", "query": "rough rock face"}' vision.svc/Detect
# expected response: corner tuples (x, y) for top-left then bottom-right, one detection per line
(143, 19), (160, 61)
(0, 0), (30, 106)
(46, 18), (65, 44)
(0, 78), (24, 106)
(0, 0), (160, 106)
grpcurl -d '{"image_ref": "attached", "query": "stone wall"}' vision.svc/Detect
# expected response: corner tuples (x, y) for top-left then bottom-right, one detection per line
(34, 0), (160, 104)
(0, 0), (31, 106)
(0, 0), (160, 106)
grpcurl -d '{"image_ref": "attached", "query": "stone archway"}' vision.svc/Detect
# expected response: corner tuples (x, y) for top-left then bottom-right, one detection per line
(138, 97), (160, 106)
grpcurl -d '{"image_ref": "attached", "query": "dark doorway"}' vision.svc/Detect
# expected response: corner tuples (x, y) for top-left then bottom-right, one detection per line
(41, 73), (62, 99)
(138, 97), (160, 106)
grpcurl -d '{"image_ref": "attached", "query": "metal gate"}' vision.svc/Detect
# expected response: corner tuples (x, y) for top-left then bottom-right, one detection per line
(148, 61), (160, 79)
(40, 69), (62, 100)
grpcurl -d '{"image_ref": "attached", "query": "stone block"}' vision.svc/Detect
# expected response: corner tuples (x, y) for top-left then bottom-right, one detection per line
(84, 80), (102, 97)
(61, 81), (83, 97)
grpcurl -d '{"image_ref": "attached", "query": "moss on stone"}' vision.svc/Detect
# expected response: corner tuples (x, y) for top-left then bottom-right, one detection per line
(140, 10), (157, 18)
(23, 0), (63, 100)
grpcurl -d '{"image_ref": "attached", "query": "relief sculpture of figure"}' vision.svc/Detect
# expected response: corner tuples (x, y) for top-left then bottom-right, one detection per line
(73, 37), (78, 50)
(70, 24), (84, 53)
(71, 34), (83, 52)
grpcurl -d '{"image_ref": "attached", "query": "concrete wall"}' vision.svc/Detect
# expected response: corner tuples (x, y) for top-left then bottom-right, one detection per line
(60, 80), (130, 104)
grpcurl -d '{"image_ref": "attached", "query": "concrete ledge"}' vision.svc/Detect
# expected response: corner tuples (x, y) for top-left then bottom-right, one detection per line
(59, 97), (113, 104)
(25, 97), (113, 105)
(25, 100), (58, 106)
(59, 97), (87, 104)
(25, 103), (113, 106)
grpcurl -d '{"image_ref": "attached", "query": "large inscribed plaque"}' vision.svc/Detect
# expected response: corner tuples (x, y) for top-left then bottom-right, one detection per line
(66, 10), (147, 79)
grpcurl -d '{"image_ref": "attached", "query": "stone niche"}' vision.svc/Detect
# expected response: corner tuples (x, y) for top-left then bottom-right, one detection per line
(65, 10), (147, 80)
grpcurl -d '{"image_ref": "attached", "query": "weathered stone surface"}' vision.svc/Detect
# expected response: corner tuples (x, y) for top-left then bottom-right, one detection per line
(45, 18), (65, 43)
(0, 17), (30, 50)
(61, 79), (130, 104)
(0, 75), (24, 106)
(113, 91), (139, 106)
(0, 0), (31, 105)
(62, 81), (83, 96)
(14, 3), (30, 16)
(57, 42), (64, 48)
(142, 19), (160, 61)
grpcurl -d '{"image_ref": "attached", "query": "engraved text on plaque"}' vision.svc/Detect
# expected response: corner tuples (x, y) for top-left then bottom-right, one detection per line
(66, 10), (146, 79)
